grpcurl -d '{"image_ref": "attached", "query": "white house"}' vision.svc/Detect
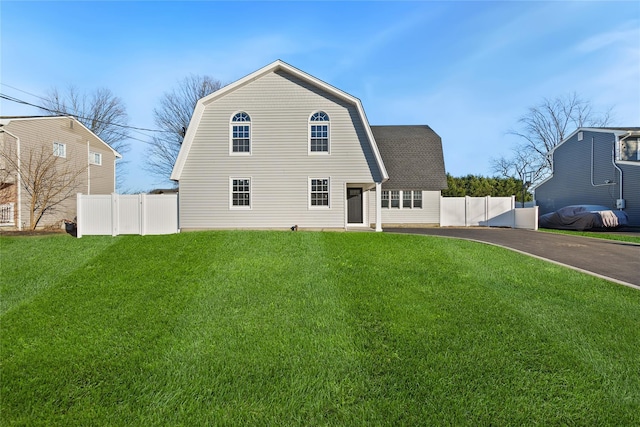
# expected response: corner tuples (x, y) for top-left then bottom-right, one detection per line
(171, 60), (446, 231)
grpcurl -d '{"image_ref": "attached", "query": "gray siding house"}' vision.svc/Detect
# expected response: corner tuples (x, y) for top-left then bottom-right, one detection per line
(535, 127), (640, 226)
(171, 60), (447, 231)
(0, 116), (121, 229)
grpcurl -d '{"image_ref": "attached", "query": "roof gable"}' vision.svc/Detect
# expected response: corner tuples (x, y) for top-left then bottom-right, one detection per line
(0, 115), (121, 158)
(371, 125), (447, 190)
(550, 126), (640, 156)
(170, 60), (388, 181)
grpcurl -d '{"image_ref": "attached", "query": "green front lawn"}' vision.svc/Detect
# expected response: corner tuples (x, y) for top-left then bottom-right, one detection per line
(539, 227), (640, 244)
(2, 231), (639, 426)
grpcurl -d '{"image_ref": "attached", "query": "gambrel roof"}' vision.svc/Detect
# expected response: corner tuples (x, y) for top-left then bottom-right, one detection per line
(170, 60), (389, 182)
(371, 125), (447, 190)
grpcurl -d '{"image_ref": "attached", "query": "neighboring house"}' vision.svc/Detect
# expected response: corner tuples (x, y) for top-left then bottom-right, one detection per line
(171, 60), (447, 231)
(0, 116), (121, 230)
(534, 127), (640, 226)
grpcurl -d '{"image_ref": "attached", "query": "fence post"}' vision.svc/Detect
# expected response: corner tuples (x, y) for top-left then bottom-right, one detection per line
(111, 193), (118, 237)
(464, 196), (469, 227)
(485, 196), (490, 227)
(140, 193), (146, 236)
(76, 193), (83, 238)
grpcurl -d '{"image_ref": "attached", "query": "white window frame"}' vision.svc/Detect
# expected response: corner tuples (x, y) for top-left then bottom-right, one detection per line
(403, 191), (412, 208)
(229, 112), (251, 156)
(89, 151), (102, 166)
(229, 177), (251, 209)
(390, 190), (400, 208)
(381, 190), (423, 209)
(381, 190), (389, 208)
(308, 111), (330, 155)
(412, 190), (422, 208)
(309, 177), (330, 209)
(53, 142), (66, 158)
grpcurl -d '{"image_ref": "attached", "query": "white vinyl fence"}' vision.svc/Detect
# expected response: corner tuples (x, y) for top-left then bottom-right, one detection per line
(440, 196), (538, 230)
(76, 193), (179, 237)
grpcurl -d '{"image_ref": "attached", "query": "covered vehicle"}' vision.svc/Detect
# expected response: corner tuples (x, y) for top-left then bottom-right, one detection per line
(539, 205), (629, 231)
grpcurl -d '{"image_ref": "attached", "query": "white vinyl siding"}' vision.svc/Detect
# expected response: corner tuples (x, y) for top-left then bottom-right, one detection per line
(370, 190), (441, 225)
(178, 70), (381, 229)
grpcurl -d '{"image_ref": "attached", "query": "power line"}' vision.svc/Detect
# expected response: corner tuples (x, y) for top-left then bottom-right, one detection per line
(0, 83), (51, 103)
(0, 91), (172, 134)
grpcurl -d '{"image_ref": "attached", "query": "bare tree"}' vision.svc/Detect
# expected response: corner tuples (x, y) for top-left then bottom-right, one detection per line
(508, 92), (612, 178)
(145, 75), (223, 182)
(42, 86), (131, 155)
(0, 142), (87, 230)
(41, 87), (130, 188)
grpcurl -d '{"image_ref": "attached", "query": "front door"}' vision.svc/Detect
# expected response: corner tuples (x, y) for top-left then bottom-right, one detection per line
(347, 188), (363, 224)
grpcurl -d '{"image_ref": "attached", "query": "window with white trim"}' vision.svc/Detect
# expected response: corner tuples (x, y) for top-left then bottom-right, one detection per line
(412, 191), (422, 208)
(310, 178), (329, 207)
(390, 190), (400, 208)
(89, 151), (102, 165)
(231, 112), (251, 154)
(53, 142), (66, 158)
(403, 191), (412, 208)
(381, 190), (422, 209)
(231, 178), (251, 208)
(381, 190), (389, 208)
(309, 111), (329, 153)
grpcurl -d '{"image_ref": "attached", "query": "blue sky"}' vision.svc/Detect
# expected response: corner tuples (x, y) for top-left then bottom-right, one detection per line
(2, 1), (639, 192)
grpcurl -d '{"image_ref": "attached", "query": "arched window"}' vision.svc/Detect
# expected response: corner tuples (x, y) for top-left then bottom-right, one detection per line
(309, 111), (329, 153)
(231, 112), (251, 154)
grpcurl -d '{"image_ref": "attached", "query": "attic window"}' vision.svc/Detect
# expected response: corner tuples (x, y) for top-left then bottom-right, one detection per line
(578, 131), (583, 141)
(230, 112), (251, 154)
(309, 111), (330, 153)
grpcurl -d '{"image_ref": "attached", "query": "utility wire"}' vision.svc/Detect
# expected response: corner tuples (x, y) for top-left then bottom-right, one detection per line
(0, 92), (171, 134)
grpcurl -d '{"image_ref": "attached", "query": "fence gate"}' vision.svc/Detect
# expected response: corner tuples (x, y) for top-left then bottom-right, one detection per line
(77, 193), (178, 237)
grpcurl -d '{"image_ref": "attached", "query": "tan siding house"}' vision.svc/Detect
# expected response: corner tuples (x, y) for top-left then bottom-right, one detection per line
(0, 116), (121, 229)
(172, 60), (447, 231)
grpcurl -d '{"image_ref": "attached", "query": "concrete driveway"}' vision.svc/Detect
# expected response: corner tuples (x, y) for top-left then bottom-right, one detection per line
(384, 228), (640, 289)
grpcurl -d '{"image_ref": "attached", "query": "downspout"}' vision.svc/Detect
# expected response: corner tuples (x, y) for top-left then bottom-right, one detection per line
(2, 129), (23, 230)
(16, 133), (21, 230)
(87, 141), (91, 195)
(612, 134), (628, 207)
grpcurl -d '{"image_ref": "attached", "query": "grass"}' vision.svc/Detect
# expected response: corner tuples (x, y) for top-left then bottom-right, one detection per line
(1, 231), (639, 426)
(539, 227), (640, 244)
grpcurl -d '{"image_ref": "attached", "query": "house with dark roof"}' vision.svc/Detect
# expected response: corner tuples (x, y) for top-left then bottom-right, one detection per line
(534, 127), (640, 226)
(171, 60), (447, 231)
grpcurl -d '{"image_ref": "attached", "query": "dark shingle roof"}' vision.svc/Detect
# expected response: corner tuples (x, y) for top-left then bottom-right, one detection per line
(371, 125), (447, 190)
